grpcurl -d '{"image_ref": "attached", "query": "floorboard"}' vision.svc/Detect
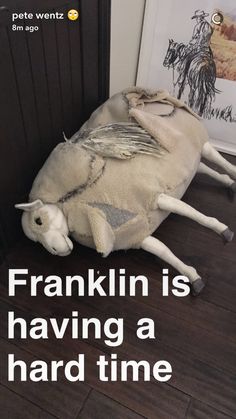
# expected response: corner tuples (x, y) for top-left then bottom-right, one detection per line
(0, 340), (90, 419)
(0, 384), (55, 419)
(78, 390), (146, 419)
(186, 398), (233, 419)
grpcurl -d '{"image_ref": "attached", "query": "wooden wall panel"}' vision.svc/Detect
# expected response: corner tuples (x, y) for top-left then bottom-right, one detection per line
(0, 0), (111, 254)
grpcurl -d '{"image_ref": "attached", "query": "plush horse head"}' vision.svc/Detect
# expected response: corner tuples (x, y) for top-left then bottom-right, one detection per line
(15, 200), (73, 256)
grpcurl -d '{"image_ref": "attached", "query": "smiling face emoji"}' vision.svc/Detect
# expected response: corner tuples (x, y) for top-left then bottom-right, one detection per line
(67, 9), (79, 21)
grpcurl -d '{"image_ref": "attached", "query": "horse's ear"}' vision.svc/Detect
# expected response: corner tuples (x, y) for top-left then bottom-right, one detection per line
(15, 199), (44, 212)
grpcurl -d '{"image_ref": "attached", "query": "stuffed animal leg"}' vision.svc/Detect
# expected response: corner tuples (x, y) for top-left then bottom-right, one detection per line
(197, 162), (235, 187)
(202, 142), (236, 181)
(157, 193), (234, 242)
(141, 236), (204, 296)
(197, 162), (236, 198)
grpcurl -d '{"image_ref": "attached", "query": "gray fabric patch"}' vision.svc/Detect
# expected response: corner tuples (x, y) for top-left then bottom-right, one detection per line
(89, 202), (136, 228)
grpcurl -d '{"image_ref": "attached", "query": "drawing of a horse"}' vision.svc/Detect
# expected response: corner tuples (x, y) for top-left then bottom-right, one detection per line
(163, 39), (219, 117)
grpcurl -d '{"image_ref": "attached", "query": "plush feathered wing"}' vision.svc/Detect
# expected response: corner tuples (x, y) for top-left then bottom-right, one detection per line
(70, 122), (167, 159)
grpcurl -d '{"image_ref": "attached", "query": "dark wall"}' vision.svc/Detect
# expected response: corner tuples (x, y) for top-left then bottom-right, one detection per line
(0, 0), (110, 257)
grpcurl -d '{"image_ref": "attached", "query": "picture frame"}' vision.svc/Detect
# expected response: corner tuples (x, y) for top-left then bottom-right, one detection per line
(137, 0), (236, 155)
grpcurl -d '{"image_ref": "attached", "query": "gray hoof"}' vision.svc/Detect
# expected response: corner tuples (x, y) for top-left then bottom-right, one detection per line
(228, 182), (236, 201)
(221, 228), (234, 243)
(191, 277), (206, 296)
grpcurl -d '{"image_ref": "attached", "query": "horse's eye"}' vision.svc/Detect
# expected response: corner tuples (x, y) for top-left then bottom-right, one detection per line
(35, 217), (42, 226)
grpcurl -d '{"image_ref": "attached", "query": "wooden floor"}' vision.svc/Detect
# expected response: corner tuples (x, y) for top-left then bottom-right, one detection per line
(0, 157), (236, 419)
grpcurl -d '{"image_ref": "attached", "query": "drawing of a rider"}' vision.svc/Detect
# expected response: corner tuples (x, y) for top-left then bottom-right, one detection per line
(176, 10), (213, 96)
(189, 10), (213, 48)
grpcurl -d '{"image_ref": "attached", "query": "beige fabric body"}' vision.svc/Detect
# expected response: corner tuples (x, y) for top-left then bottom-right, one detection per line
(30, 88), (209, 254)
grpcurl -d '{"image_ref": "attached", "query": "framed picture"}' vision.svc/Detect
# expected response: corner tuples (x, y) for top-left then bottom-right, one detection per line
(137, 0), (236, 155)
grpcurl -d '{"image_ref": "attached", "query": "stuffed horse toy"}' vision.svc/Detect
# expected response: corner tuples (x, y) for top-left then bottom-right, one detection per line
(15, 87), (236, 296)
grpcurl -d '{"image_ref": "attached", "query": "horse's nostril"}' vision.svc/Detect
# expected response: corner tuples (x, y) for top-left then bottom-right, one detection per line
(35, 217), (42, 225)
(52, 247), (57, 252)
